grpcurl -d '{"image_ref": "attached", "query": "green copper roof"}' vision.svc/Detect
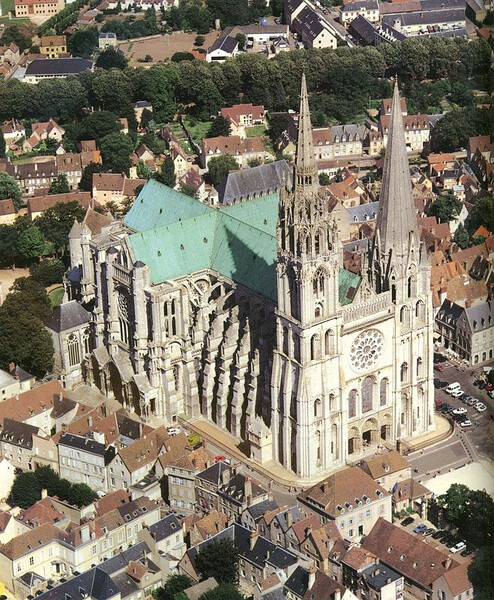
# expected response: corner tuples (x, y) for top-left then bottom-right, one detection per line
(126, 180), (360, 305)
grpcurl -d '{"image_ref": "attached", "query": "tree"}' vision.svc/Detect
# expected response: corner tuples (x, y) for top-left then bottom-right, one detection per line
(235, 33), (246, 51)
(10, 472), (41, 509)
(179, 184), (198, 198)
(100, 132), (134, 175)
(16, 226), (45, 262)
(0, 224), (19, 268)
(49, 173), (70, 195)
(195, 539), (239, 584)
(0, 26), (31, 51)
(206, 155), (238, 186)
(154, 574), (193, 600)
(67, 111), (123, 145)
(319, 173), (331, 186)
(0, 172), (22, 211)
(468, 546), (494, 600)
(140, 108), (153, 129)
(171, 52), (195, 62)
(157, 156), (176, 187)
(267, 113), (291, 145)
(79, 163), (105, 192)
(96, 48), (128, 70)
(194, 35), (205, 46)
(457, 490), (494, 548)
(426, 193), (462, 223)
(453, 224), (470, 249)
(208, 116), (231, 138)
(30, 258), (66, 286)
(67, 483), (97, 507)
(466, 196), (494, 235)
(67, 27), (100, 58)
(437, 483), (471, 523)
(136, 160), (152, 180)
(6, 277), (52, 320)
(35, 466), (61, 495)
(35, 201), (86, 256)
(199, 583), (244, 600)
(0, 129), (6, 158)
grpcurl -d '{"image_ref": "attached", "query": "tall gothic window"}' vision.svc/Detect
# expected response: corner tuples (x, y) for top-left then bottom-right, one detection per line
(315, 430), (321, 462)
(400, 362), (408, 383)
(325, 329), (334, 355)
(314, 398), (321, 418)
(310, 334), (320, 361)
(82, 327), (90, 355)
(416, 357), (423, 378)
(118, 290), (132, 346)
(173, 364), (180, 391)
(67, 334), (80, 367)
(380, 378), (388, 406)
(348, 389), (357, 418)
(361, 376), (373, 413)
(164, 299), (178, 337)
(313, 269), (325, 298)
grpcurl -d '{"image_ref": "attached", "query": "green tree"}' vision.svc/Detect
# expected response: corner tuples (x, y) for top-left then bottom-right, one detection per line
(457, 490), (494, 548)
(208, 116), (231, 138)
(49, 174), (70, 195)
(194, 35), (205, 46)
(0, 26), (31, 51)
(0, 172), (22, 211)
(16, 226), (45, 262)
(67, 483), (97, 506)
(206, 155), (238, 186)
(319, 173), (331, 186)
(67, 111), (123, 145)
(79, 163), (106, 192)
(199, 583), (245, 600)
(192, 79), (223, 120)
(437, 483), (471, 523)
(267, 113), (291, 146)
(466, 196), (494, 235)
(171, 52), (195, 62)
(35, 201), (86, 256)
(235, 33), (246, 51)
(179, 184), (198, 198)
(7, 277), (52, 319)
(0, 224), (19, 268)
(453, 224), (470, 249)
(195, 539), (239, 584)
(95, 48), (129, 70)
(10, 472), (42, 509)
(426, 193), (462, 223)
(35, 466), (60, 496)
(468, 546), (494, 600)
(157, 156), (176, 187)
(154, 574), (193, 600)
(67, 27), (100, 58)
(140, 108), (154, 129)
(136, 160), (152, 180)
(30, 258), (66, 286)
(0, 129), (6, 158)
(100, 132), (134, 174)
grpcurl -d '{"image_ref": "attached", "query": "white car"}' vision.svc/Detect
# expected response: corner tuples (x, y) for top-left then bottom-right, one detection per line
(466, 397), (477, 406)
(450, 389), (464, 398)
(449, 541), (466, 554)
(475, 402), (486, 412)
(460, 419), (472, 427)
(452, 407), (467, 415)
(167, 427), (181, 435)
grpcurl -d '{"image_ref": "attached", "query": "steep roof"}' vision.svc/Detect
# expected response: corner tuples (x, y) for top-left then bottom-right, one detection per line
(362, 450), (410, 479)
(0, 380), (67, 426)
(44, 300), (91, 333)
(25, 58), (92, 76)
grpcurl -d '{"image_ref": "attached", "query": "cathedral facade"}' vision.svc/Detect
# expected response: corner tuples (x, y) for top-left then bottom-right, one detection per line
(68, 78), (435, 479)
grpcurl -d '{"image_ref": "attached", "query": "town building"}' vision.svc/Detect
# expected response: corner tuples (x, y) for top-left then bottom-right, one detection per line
(39, 36), (67, 58)
(220, 103), (266, 138)
(27, 191), (92, 220)
(14, 0), (63, 18)
(99, 32), (117, 49)
(340, 0), (380, 27)
(201, 135), (270, 168)
(23, 58), (93, 84)
(92, 173), (146, 205)
(57, 433), (115, 490)
(67, 79), (435, 479)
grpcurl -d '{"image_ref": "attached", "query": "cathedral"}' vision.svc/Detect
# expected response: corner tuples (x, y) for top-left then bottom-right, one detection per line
(68, 77), (435, 479)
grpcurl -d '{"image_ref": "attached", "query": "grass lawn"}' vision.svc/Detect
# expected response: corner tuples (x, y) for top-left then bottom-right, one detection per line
(49, 287), (64, 308)
(184, 119), (212, 145)
(245, 125), (266, 138)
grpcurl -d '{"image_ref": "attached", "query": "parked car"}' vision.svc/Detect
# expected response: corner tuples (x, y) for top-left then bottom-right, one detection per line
(475, 402), (487, 412)
(452, 407), (467, 415)
(432, 530), (445, 540)
(434, 353), (447, 363)
(478, 381), (486, 389)
(460, 419), (472, 427)
(459, 393), (469, 400)
(449, 541), (466, 554)
(167, 427), (181, 435)
(450, 389), (464, 398)
(413, 523), (428, 534)
(473, 379), (483, 387)
(435, 399), (444, 408)
(466, 397), (477, 406)
(424, 528), (436, 537)
(436, 381), (449, 389)
(434, 364), (445, 371)
(401, 517), (415, 527)
(485, 383), (493, 391)
(460, 547), (473, 557)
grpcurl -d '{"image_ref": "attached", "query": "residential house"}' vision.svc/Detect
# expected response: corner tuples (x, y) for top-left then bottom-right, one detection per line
(195, 460), (231, 512)
(27, 190), (92, 220)
(284, 566), (351, 600)
(361, 518), (462, 600)
(206, 34), (239, 62)
(92, 173), (146, 205)
(381, 7), (466, 37)
(99, 32), (117, 49)
(432, 562), (473, 600)
(292, 5), (338, 49)
(170, 142), (191, 179)
(299, 521), (347, 573)
(189, 510), (230, 546)
(55, 153), (84, 189)
(14, 0), (64, 18)
(298, 466), (392, 542)
(0, 120), (25, 149)
(134, 100), (153, 124)
(0, 418), (57, 472)
(138, 513), (186, 559)
(217, 473), (270, 520)
(0, 199), (16, 225)
(340, 0), (380, 26)
(23, 119), (65, 152)
(240, 498), (279, 531)
(23, 58), (93, 84)
(0, 460), (16, 505)
(202, 135), (270, 168)
(39, 36), (67, 58)
(0, 44), (21, 75)
(341, 546), (379, 595)
(428, 153), (457, 176)
(177, 168), (206, 201)
(379, 113), (430, 153)
(360, 450), (411, 492)
(220, 103), (266, 137)
(11, 158), (58, 194)
(436, 298), (494, 365)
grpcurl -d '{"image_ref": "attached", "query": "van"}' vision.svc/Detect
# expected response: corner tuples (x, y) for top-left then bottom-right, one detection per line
(445, 382), (461, 394)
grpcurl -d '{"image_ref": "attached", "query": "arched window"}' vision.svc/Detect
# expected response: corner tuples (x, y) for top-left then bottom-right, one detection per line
(331, 423), (338, 459)
(329, 394), (335, 412)
(173, 364), (180, 391)
(380, 378), (388, 406)
(391, 284), (396, 304)
(400, 305), (410, 327)
(401, 362), (408, 383)
(315, 231), (322, 255)
(82, 327), (90, 355)
(361, 376), (373, 413)
(313, 269), (325, 298)
(310, 334), (320, 361)
(416, 357), (423, 378)
(315, 304), (322, 318)
(164, 299), (178, 337)
(325, 329), (334, 355)
(348, 389), (357, 418)
(282, 327), (289, 355)
(416, 300), (425, 322)
(314, 398), (322, 418)
(315, 430), (321, 462)
(118, 290), (132, 346)
(67, 334), (80, 367)
(293, 332), (301, 362)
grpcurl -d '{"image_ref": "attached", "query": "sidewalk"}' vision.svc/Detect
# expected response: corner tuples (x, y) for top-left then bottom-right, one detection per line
(404, 414), (453, 455)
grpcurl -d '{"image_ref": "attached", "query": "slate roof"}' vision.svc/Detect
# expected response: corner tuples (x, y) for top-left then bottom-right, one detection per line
(208, 34), (238, 54)
(44, 300), (91, 333)
(25, 57), (92, 76)
(216, 160), (292, 205)
(148, 513), (181, 541)
(341, 0), (378, 11)
(382, 7), (465, 27)
(361, 563), (402, 589)
(125, 179), (361, 304)
(349, 15), (378, 45)
(348, 201), (379, 223)
(0, 418), (41, 449)
(465, 301), (493, 332)
(246, 498), (279, 522)
(58, 433), (106, 456)
(196, 460), (230, 485)
(284, 566), (345, 599)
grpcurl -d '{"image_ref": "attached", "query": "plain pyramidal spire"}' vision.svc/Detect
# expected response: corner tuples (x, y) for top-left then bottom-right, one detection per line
(295, 73), (317, 185)
(375, 79), (419, 261)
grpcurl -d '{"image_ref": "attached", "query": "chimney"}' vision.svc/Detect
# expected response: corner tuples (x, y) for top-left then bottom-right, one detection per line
(334, 590), (341, 600)
(308, 566), (316, 589)
(41, 488), (48, 500)
(444, 558), (452, 569)
(80, 524), (90, 544)
(250, 531), (258, 551)
(245, 477), (252, 504)
(221, 466), (230, 486)
(286, 509), (293, 528)
(305, 525), (313, 538)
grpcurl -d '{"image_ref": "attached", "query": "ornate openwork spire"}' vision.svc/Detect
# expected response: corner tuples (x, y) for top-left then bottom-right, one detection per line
(375, 80), (419, 263)
(295, 73), (317, 190)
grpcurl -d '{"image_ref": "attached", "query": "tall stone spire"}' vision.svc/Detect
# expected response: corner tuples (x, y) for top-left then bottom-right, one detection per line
(375, 80), (419, 262)
(295, 73), (317, 189)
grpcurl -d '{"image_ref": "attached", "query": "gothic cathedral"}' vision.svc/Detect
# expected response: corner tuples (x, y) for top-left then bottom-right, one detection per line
(68, 77), (435, 479)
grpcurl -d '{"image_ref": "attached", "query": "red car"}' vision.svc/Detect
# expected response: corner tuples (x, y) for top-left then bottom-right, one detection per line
(485, 383), (493, 391)
(215, 455), (226, 463)
(435, 399), (444, 408)
(434, 364), (445, 371)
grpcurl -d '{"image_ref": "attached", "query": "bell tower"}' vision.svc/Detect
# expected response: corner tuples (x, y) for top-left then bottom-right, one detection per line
(271, 74), (343, 477)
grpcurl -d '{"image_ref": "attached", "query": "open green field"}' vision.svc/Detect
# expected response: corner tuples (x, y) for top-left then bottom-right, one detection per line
(184, 119), (212, 145)
(49, 287), (64, 308)
(245, 125), (266, 138)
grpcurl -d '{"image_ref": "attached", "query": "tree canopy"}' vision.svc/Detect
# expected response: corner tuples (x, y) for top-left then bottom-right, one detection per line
(49, 173), (70, 195)
(208, 116), (231, 138)
(95, 48), (129, 70)
(468, 546), (494, 600)
(426, 193), (462, 223)
(195, 539), (239, 585)
(199, 583), (245, 600)
(0, 172), (22, 212)
(153, 574), (193, 600)
(35, 200), (86, 256)
(206, 155), (238, 186)
(100, 132), (134, 175)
